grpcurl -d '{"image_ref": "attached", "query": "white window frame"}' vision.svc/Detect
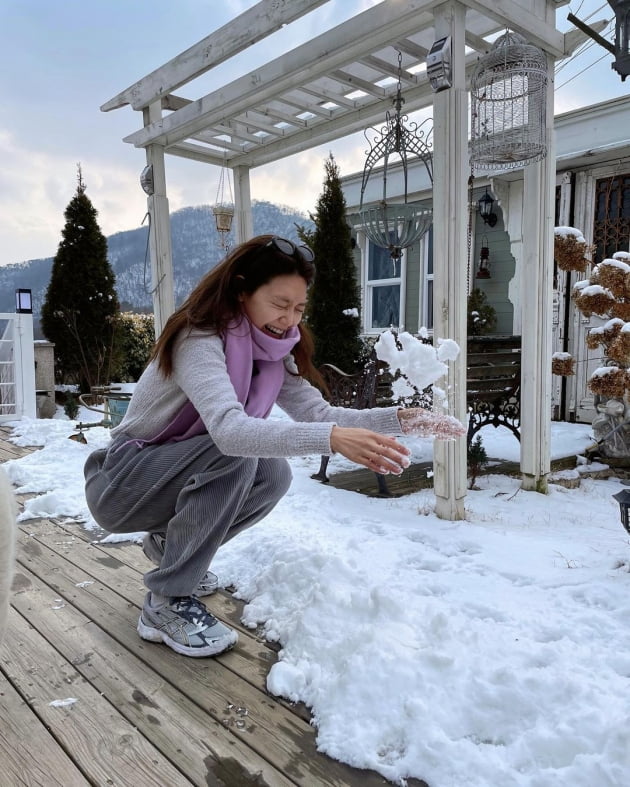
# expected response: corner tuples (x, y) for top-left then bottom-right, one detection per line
(361, 235), (407, 334)
(419, 226), (434, 333)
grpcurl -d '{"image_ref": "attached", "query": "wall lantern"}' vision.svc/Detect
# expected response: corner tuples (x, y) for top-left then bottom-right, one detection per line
(478, 189), (498, 227)
(358, 50), (434, 261)
(608, 1), (630, 80)
(140, 164), (154, 196)
(612, 488), (630, 534)
(476, 237), (491, 279)
(15, 288), (32, 314)
(426, 36), (452, 93)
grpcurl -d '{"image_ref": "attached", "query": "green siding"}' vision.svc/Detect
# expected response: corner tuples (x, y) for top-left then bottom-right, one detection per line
(471, 203), (515, 335)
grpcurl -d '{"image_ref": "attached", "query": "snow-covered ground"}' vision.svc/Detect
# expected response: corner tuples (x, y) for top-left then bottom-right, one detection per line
(3, 409), (630, 787)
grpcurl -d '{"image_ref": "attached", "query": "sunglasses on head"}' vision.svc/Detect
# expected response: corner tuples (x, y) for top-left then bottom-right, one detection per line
(259, 236), (315, 263)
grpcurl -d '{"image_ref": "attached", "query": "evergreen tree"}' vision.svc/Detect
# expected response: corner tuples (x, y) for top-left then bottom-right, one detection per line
(302, 154), (362, 372)
(41, 167), (120, 392)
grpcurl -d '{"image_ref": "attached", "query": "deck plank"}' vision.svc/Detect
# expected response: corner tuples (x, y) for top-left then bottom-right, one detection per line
(1, 607), (192, 787)
(0, 669), (90, 787)
(1, 429), (395, 786)
(8, 563), (293, 787)
(25, 521), (279, 690)
(14, 524), (387, 786)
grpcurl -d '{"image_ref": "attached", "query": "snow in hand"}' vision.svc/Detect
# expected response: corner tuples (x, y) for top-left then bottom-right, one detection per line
(375, 329), (466, 439)
(374, 328), (459, 404)
(3, 411), (630, 786)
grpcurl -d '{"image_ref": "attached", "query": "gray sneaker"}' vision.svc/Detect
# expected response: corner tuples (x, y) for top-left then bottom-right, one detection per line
(137, 593), (238, 657)
(142, 532), (219, 596)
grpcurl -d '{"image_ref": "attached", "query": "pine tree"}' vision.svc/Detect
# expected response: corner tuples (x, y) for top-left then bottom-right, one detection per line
(302, 154), (362, 372)
(467, 288), (497, 336)
(467, 434), (489, 489)
(41, 167), (120, 392)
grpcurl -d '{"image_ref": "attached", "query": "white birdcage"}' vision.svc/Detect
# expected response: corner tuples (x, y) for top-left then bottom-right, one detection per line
(470, 31), (548, 171)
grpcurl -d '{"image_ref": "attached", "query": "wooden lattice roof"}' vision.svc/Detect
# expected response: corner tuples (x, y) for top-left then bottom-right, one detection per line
(102, 0), (592, 170)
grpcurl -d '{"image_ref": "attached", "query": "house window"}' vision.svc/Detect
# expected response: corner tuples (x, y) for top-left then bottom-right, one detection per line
(366, 241), (402, 330)
(593, 175), (630, 263)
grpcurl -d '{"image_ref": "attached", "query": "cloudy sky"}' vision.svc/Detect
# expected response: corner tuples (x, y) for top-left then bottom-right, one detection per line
(0, 0), (625, 267)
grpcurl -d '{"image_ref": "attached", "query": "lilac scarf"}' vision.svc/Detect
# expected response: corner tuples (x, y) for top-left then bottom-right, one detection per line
(223, 318), (300, 418)
(136, 318), (299, 447)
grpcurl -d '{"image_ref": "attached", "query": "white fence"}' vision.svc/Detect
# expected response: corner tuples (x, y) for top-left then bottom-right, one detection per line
(0, 313), (36, 421)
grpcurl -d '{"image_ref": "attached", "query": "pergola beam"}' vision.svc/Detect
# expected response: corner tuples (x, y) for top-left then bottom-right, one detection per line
(460, 0), (565, 55)
(122, 0), (440, 148)
(101, 0), (331, 112)
(359, 54), (421, 83)
(206, 50), (483, 169)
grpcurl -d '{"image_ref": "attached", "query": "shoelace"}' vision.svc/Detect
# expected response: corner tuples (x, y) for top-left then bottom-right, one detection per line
(171, 596), (217, 626)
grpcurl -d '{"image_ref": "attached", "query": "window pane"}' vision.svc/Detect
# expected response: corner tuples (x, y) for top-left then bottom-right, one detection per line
(371, 285), (400, 328)
(369, 244), (401, 280)
(427, 227), (433, 275)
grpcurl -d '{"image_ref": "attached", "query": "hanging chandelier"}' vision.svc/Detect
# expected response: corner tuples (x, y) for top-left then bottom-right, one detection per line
(212, 164), (234, 252)
(358, 51), (433, 260)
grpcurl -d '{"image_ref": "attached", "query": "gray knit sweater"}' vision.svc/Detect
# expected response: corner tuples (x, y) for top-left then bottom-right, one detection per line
(111, 330), (402, 459)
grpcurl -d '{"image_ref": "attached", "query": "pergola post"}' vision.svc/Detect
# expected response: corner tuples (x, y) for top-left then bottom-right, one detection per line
(519, 52), (556, 492)
(233, 165), (254, 243)
(431, 1), (468, 520)
(143, 103), (175, 336)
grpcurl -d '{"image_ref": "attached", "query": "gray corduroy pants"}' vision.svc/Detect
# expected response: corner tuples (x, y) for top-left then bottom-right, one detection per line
(84, 435), (292, 597)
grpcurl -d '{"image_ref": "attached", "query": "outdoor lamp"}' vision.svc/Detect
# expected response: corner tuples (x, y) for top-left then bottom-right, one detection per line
(608, 1), (630, 80)
(426, 36), (452, 93)
(476, 237), (491, 279)
(140, 164), (154, 196)
(15, 288), (32, 314)
(612, 488), (630, 534)
(478, 189), (498, 227)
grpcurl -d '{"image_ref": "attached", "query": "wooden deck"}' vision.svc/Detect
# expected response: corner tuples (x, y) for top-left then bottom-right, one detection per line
(0, 427), (425, 787)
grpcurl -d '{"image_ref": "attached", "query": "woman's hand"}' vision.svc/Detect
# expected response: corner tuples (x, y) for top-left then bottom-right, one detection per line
(330, 426), (411, 475)
(398, 408), (467, 440)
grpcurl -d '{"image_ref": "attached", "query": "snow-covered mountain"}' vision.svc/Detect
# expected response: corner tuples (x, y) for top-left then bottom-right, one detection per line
(0, 201), (313, 316)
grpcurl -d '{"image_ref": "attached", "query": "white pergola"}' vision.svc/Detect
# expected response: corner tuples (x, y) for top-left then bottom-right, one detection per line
(102, 0), (596, 519)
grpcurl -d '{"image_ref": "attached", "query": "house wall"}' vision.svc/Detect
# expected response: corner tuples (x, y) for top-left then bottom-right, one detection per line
(470, 197), (516, 336)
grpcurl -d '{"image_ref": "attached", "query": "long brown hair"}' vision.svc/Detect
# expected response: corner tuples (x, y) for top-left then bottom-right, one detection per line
(150, 234), (325, 387)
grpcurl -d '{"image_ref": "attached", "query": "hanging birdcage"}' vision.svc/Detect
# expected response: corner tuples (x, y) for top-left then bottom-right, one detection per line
(212, 165), (234, 251)
(470, 31), (548, 171)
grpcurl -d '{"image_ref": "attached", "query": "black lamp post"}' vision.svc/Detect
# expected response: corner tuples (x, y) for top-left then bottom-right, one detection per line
(15, 288), (32, 314)
(478, 189), (498, 227)
(613, 489), (630, 534)
(608, 1), (630, 80)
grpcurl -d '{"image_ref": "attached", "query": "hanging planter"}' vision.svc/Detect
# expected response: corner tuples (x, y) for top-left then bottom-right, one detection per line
(212, 164), (234, 251)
